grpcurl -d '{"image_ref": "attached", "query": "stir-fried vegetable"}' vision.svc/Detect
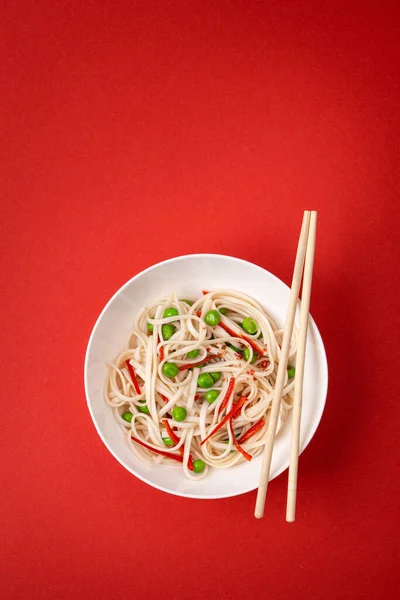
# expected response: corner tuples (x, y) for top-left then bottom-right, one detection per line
(162, 419), (194, 470)
(137, 400), (150, 414)
(162, 324), (175, 340)
(204, 310), (221, 326)
(192, 459), (206, 473)
(179, 356), (214, 371)
(172, 406), (187, 422)
(126, 360), (142, 395)
(237, 419), (264, 443)
(198, 373), (215, 388)
(163, 362), (179, 378)
(163, 307), (179, 318)
(205, 390), (220, 404)
(218, 377), (236, 414)
(242, 317), (258, 334)
(229, 420), (252, 461)
(131, 436), (184, 462)
(200, 395), (248, 445)
(243, 347), (258, 364)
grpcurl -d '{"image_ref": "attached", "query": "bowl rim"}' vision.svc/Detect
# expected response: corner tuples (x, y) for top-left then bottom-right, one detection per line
(84, 253), (328, 499)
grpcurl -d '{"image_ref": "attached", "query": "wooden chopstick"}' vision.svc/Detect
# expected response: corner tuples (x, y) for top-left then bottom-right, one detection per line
(254, 210), (311, 519)
(286, 210), (317, 522)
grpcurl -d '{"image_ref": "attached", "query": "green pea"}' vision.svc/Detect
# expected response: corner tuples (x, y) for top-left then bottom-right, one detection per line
(287, 366), (296, 378)
(204, 310), (221, 327)
(243, 347), (258, 364)
(172, 406), (187, 422)
(210, 372), (221, 383)
(187, 349), (200, 359)
(163, 437), (174, 447)
(147, 322), (154, 333)
(162, 324), (175, 340)
(242, 317), (258, 334)
(163, 362), (179, 378)
(219, 307), (227, 315)
(205, 390), (220, 404)
(197, 373), (215, 388)
(121, 411), (133, 423)
(138, 401), (150, 414)
(181, 299), (193, 306)
(164, 307), (179, 318)
(192, 459), (206, 473)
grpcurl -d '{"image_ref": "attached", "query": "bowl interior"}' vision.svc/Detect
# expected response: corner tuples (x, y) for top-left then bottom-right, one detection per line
(84, 254), (328, 499)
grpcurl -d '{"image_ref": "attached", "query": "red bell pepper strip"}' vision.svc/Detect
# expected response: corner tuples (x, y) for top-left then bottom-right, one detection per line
(178, 355), (214, 371)
(229, 420), (252, 461)
(126, 360), (141, 395)
(232, 395), (248, 419)
(159, 337), (165, 362)
(237, 418), (265, 443)
(218, 320), (265, 356)
(200, 395), (248, 445)
(162, 419), (194, 471)
(260, 360), (269, 370)
(202, 290), (210, 295)
(218, 377), (236, 414)
(131, 436), (183, 462)
(160, 394), (169, 403)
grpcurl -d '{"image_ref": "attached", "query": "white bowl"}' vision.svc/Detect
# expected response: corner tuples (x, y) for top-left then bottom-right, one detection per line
(84, 254), (328, 499)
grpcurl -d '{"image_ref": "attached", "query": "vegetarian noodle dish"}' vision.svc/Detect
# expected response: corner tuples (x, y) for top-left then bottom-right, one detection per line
(105, 290), (297, 480)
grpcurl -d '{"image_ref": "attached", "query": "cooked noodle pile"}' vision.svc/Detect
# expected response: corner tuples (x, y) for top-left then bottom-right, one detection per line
(105, 290), (297, 480)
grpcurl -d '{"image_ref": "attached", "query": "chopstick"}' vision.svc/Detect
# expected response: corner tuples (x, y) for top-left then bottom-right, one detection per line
(286, 211), (317, 521)
(254, 210), (315, 519)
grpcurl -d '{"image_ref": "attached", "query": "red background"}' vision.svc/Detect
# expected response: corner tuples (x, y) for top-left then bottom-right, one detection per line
(1, 1), (399, 599)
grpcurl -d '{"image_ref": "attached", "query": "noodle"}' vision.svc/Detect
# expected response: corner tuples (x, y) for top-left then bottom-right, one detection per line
(105, 290), (297, 480)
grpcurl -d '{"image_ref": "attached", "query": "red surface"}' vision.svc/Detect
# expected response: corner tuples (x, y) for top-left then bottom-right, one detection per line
(1, 2), (399, 599)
